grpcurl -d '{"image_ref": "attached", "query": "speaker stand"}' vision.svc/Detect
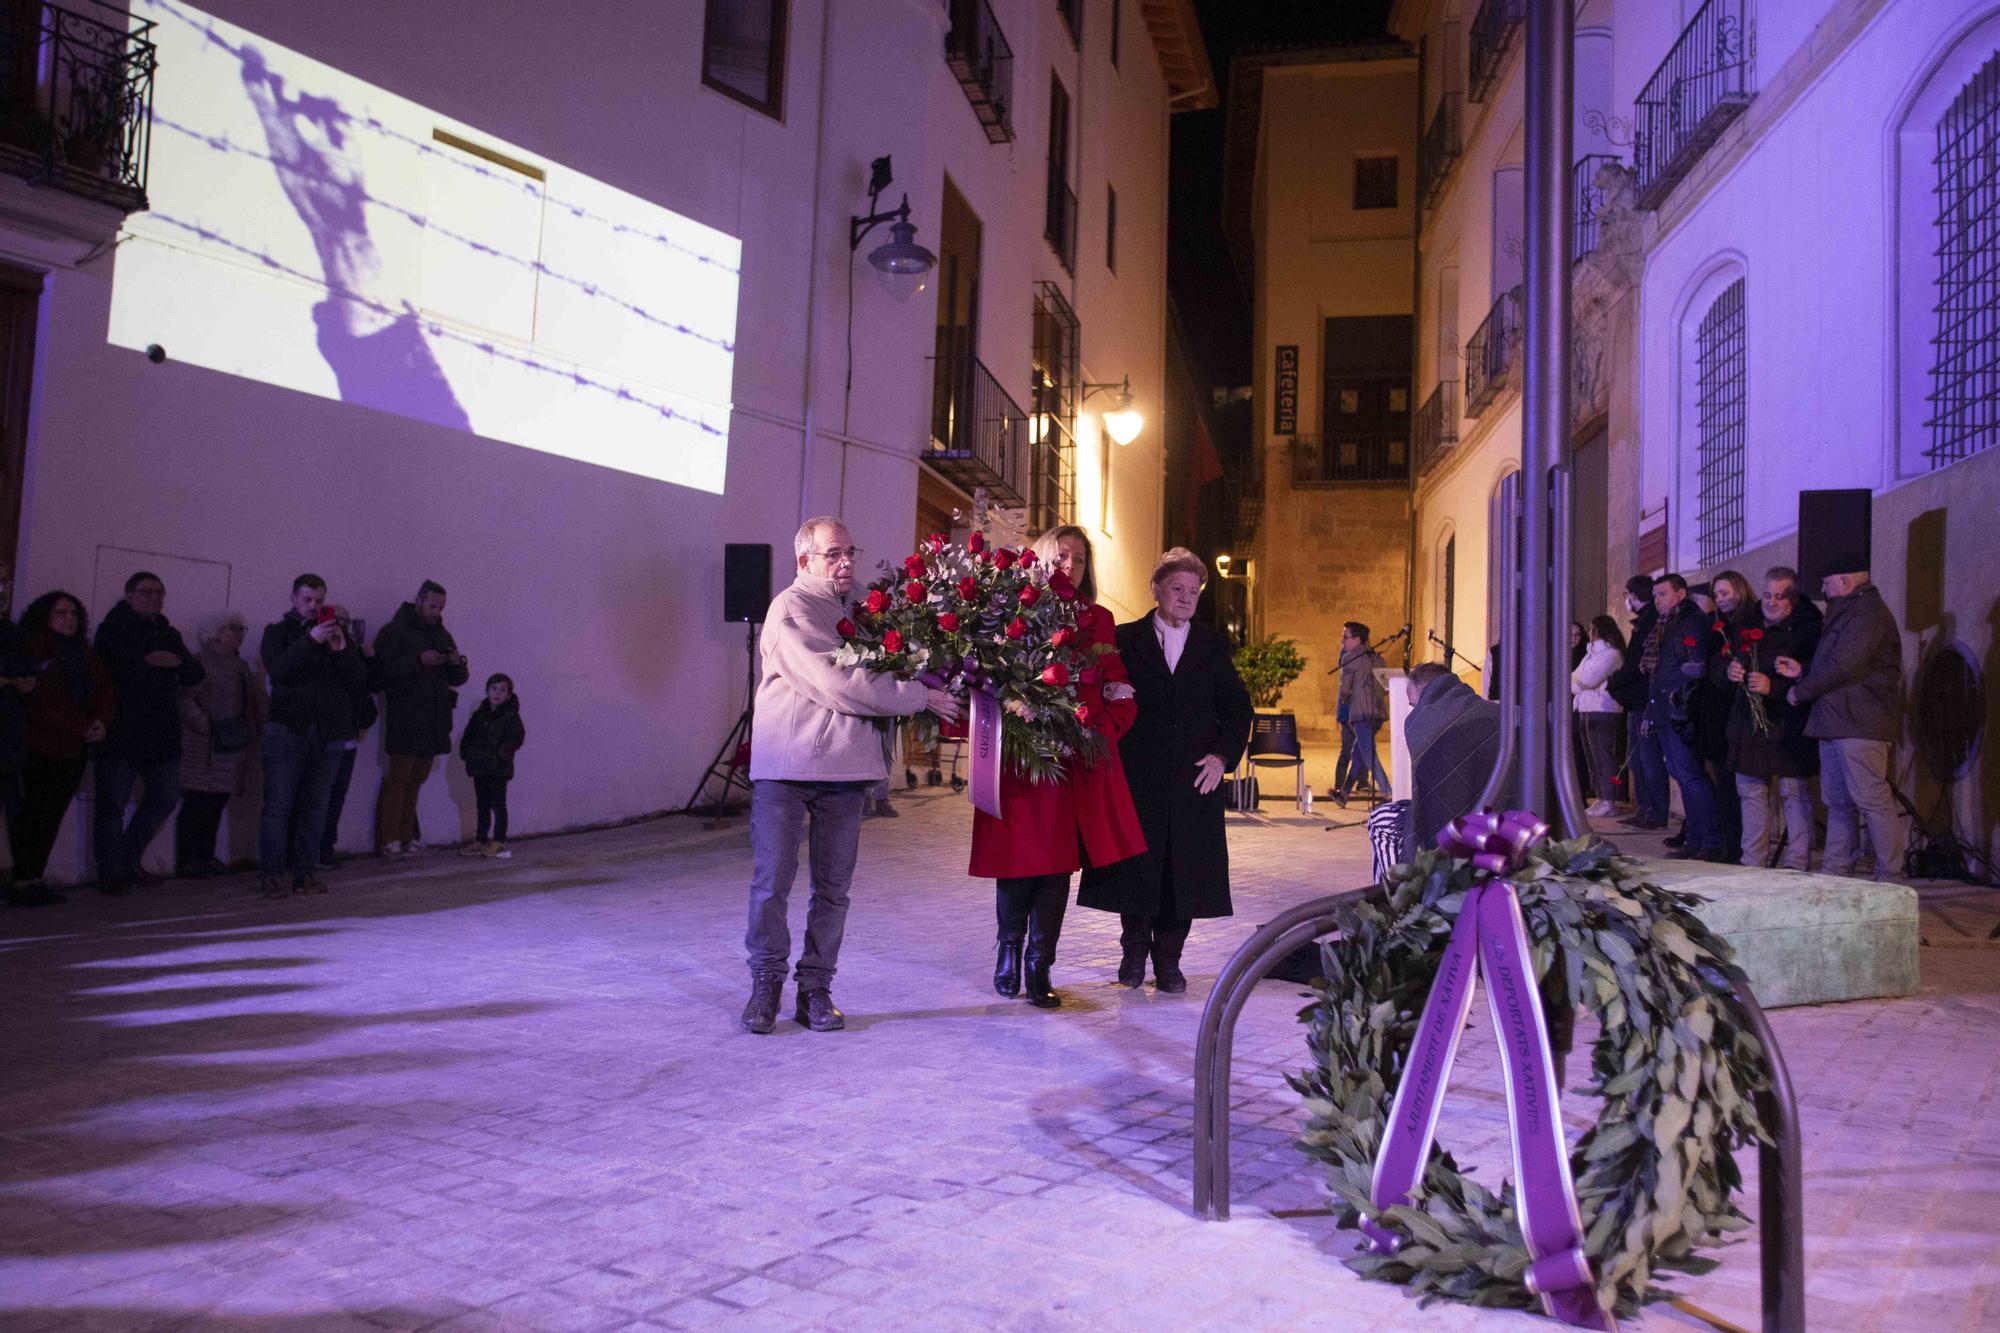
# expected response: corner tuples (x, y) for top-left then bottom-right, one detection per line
(684, 622), (760, 819)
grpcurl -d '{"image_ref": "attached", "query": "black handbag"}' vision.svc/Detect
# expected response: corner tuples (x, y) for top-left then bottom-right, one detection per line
(209, 671), (254, 754)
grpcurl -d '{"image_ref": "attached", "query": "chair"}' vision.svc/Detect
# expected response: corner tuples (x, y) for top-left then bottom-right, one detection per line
(1246, 712), (1308, 813)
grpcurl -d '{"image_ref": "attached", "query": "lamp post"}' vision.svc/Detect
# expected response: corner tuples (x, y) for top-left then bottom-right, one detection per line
(849, 156), (937, 300)
(1082, 375), (1144, 444)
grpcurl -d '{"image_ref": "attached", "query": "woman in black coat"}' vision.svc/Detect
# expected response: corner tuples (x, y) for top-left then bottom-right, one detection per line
(1079, 549), (1253, 992)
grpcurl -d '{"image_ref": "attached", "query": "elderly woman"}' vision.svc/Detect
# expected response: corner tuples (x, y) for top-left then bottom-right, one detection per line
(968, 524), (1145, 1009)
(9, 591), (113, 905)
(175, 610), (264, 877)
(1080, 549), (1253, 992)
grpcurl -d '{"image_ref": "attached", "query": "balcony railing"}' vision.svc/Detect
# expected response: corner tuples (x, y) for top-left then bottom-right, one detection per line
(1467, 0), (1524, 103)
(1573, 154), (1619, 261)
(1044, 169), (1077, 275)
(1230, 463), (1264, 545)
(0, 1), (157, 211)
(928, 350), (1031, 506)
(1464, 286), (1523, 418)
(1291, 432), (1410, 487)
(1418, 96), (1460, 212)
(1632, 0), (1754, 210)
(944, 0), (1014, 143)
(1414, 381), (1459, 479)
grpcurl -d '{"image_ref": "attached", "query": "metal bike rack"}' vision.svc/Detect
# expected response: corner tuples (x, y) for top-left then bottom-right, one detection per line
(1189, 906), (1806, 1332)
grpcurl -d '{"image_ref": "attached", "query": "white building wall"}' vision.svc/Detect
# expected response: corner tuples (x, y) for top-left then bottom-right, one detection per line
(5, 0), (1181, 880)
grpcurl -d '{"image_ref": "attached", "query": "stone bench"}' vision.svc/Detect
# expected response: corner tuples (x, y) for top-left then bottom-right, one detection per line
(1637, 859), (1920, 1009)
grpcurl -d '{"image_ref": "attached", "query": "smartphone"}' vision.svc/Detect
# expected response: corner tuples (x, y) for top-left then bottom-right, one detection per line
(316, 607), (338, 625)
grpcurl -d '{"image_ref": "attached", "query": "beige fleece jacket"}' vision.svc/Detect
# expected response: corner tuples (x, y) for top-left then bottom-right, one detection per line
(748, 570), (929, 783)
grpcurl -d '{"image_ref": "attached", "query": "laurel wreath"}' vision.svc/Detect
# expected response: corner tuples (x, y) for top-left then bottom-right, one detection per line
(1291, 836), (1773, 1317)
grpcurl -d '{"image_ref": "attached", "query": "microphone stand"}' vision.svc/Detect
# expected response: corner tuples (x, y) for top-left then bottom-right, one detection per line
(1427, 630), (1483, 675)
(1326, 625), (1411, 674)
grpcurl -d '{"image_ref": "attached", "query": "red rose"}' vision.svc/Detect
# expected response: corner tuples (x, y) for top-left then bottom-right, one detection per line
(1076, 703), (1093, 726)
(1682, 636), (1696, 648)
(1050, 627), (1074, 649)
(1020, 549), (1037, 567)
(1040, 663), (1069, 687)
(927, 533), (945, 552)
(1744, 628), (1765, 641)
(937, 612), (959, 632)
(1019, 585), (1041, 608)
(904, 554), (927, 575)
(882, 628), (904, 653)
(1005, 618), (1028, 640)
(866, 589), (889, 614)
(905, 580), (927, 602)
(956, 576), (978, 599)
(968, 531), (986, 553)
(994, 549), (1016, 570)
(1048, 570), (1076, 600)
(836, 618), (857, 638)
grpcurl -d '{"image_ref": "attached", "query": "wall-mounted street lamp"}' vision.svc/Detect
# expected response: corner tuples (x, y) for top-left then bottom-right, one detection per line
(1082, 375), (1144, 445)
(1215, 552), (1232, 577)
(850, 156), (936, 301)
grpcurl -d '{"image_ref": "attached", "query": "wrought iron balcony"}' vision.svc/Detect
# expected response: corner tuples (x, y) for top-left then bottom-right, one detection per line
(1418, 96), (1460, 212)
(945, 0), (1014, 144)
(928, 349), (1031, 506)
(0, 1), (157, 211)
(1230, 463), (1264, 545)
(1633, 0), (1754, 210)
(1573, 154), (1620, 261)
(1414, 381), (1459, 479)
(1467, 0), (1524, 103)
(1044, 169), (1077, 275)
(1464, 286), (1523, 418)
(1290, 432), (1409, 487)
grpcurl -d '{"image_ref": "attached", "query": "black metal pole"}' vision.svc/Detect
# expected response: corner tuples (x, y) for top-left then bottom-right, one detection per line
(1520, 0), (1572, 816)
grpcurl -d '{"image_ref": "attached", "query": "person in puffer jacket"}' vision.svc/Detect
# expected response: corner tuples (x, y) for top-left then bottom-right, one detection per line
(1570, 615), (1626, 816)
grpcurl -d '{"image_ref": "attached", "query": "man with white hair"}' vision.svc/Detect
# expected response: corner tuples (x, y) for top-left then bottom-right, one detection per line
(741, 517), (959, 1033)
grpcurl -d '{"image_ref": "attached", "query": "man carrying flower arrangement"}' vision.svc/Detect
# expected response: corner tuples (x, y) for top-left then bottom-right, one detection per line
(740, 518), (961, 1035)
(1725, 566), (1821, 870)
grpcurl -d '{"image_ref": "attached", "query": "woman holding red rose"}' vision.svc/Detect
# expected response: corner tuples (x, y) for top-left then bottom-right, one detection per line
(967, 524), (1144, 1009)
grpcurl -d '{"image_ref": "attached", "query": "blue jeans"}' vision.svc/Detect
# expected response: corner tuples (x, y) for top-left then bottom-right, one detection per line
(92, 754), (182, 882)
(1657, 723), (1718, 852)
(1627, 711), (1667, 822)
(745, 780), (868, 988)
(1338, 722), (1389, 797)
(259, 724), (344, 877)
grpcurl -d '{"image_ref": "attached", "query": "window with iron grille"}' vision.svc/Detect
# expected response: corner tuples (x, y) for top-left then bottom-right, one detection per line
(1694, 278), (1746, 564)
(1926, 50), (2000, 468)
(702, 0), (788, 119)
(1354, 155), (1399, 210)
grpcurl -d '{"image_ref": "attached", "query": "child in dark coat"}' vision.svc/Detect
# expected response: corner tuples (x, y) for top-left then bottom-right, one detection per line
(458, 674), (525, 858)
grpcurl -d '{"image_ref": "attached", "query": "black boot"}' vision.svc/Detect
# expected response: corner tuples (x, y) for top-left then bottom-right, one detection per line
(795, 986), (845, 1031)
(993, 935), (1024, 997)
(741, 970), (784, 1034)
(1024, 882), (1067, 1009)
(1151, 921), (1192, 994)
(1116, 915), (1150, 988)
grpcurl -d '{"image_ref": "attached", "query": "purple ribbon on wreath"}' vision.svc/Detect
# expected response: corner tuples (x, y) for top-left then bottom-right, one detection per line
(1361, 809), (1618, 1331)
(919, 669), (1003, 819)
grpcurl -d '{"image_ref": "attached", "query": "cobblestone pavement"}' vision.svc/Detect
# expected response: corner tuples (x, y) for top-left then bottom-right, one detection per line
(1, 791), (1995, 1331)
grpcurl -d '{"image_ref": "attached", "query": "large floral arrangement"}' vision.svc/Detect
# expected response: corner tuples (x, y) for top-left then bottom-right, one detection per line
(832, 532), (1110, 781)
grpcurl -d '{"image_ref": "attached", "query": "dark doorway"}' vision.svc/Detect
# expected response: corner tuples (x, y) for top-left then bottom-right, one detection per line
(1572, 425), (1608, 618)
(930, 176), (983, 450)
(0, 261), (41, 578)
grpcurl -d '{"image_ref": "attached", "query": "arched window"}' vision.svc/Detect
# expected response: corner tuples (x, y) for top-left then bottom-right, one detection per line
(1693, 278), (1747, 564)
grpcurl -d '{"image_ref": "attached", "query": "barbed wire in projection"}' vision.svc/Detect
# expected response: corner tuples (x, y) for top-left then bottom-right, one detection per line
(140, 212), (728, 441)
(151, 111), (736, 356)
(146, 0), (741, 276)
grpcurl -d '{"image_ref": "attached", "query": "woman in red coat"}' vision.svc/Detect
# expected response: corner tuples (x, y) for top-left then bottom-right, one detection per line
(968, 525), (1145, 1009)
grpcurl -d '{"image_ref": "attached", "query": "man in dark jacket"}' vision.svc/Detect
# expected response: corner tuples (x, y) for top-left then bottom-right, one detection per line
(1781, 569), (1904, 879)
(1727, 567), (1821, 870)
(1607, 575), (1665, 827)
(92, 572), (205, 892)
(1333, 622), (1389, 805)
(1645, 574), (1723, 860)
(372, 580), (468, 855)
(1405, 662), (1501, 853)
(0, 565), (33, 864)
(259, 574), (368, 896)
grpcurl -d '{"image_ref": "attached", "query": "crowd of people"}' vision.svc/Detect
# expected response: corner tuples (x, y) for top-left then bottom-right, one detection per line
(0, 570), (526, 907)
(1567, 563), (1905, 878)
(740, 518), (1253, 1033)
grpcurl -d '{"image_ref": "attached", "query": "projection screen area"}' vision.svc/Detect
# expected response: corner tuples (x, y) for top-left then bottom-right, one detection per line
(109, 0), (741, 492)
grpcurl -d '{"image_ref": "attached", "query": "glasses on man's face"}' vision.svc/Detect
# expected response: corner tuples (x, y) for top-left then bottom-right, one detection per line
(815, 546), (861, 563)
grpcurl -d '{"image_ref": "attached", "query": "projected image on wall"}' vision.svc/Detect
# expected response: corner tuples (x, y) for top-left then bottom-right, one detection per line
(109, 0), (741, 492)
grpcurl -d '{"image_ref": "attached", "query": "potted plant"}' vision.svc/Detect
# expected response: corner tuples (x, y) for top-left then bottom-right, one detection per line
(1232, 635), (1306, 711)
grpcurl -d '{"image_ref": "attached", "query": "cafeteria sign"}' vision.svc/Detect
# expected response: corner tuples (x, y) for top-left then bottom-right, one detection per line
(1274, 345), (1299, 435)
